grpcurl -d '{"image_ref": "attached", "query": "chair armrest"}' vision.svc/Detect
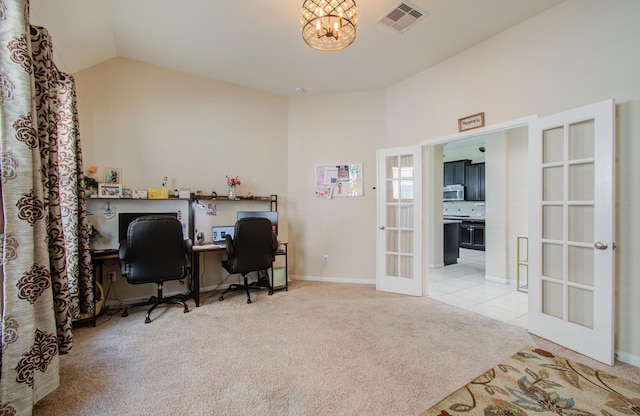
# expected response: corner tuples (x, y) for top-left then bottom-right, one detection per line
(118, 239), (129, 276)
(272, 233), (279, 257)
(225, 234), (234, 257)
(118, 239), (127, 260)
(184, 238), (193, 254)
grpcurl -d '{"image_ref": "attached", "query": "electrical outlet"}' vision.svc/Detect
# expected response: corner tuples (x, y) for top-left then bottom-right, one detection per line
(322, 255), (328, 262)
(107, 271), (116, 281)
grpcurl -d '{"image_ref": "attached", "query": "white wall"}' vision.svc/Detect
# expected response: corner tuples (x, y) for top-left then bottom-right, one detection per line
(76, 58), (288, 197)
(287, 91), (385, 282)
(383, 0), (640, 361)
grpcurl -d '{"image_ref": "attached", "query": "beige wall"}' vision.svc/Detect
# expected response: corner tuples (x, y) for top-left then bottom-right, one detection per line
(287, 91), (385, 282)
(75, 58), (288, 294)
(384, 0), (640, 361)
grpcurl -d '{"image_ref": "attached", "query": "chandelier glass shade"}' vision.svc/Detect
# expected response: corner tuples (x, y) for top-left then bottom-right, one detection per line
(301, 0), (358, 51)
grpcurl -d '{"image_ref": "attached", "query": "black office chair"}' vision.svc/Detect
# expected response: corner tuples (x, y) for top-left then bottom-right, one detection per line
(219, 217), (279, 304)
(119, 216), (193, 323)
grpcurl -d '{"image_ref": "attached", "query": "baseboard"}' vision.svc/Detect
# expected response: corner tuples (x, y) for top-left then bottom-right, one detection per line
(293, 275), (376, 285)
(104, 286), (194, 308)
(484, 274), (510, 285)
(615, 350), (640, 367)
(428, 263), (444, 269)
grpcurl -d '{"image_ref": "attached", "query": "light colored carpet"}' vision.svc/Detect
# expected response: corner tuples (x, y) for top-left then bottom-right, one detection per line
(420, 348), (640, 415)
(33, 281), (640, 416)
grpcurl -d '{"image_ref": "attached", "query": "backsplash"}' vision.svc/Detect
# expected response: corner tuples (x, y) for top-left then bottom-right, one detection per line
(443, 201), (485, 219)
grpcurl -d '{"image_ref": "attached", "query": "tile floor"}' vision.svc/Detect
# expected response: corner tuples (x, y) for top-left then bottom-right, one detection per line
(428, 248), (529, 328)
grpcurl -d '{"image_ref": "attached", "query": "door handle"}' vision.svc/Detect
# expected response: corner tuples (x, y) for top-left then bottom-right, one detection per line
(594, 241), (608, 250)
(379, 226), (385, 230)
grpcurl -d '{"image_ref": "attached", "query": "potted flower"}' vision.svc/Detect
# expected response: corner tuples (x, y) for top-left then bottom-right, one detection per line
(88, 223), (101, 245)
(84, 165), (98, 197)
(226, 175), (241, 199)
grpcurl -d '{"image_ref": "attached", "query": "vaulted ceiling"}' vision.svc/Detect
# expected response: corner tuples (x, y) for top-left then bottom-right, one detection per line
(30, 0), (563, 96)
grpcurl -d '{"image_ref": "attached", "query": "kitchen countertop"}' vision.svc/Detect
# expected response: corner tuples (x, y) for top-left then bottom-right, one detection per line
(443, 216), (485, 223)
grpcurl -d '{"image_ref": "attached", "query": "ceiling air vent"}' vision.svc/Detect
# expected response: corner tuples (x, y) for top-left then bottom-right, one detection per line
(378, 1), (428, 33)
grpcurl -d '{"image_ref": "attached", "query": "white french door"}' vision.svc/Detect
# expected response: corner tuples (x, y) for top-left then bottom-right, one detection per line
(376, 146), (422, 296)
(528, 99), (615, 365)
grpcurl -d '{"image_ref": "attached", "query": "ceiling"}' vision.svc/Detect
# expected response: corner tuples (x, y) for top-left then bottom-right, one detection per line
(29, 0), (563, 97)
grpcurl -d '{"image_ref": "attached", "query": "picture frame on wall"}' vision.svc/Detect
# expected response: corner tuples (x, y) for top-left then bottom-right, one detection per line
(98, 183), (122, 198)
(104, 168), (121, 184)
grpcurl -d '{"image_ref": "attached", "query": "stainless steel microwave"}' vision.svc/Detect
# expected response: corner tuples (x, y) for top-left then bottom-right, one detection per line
(443, 184), (464, 201)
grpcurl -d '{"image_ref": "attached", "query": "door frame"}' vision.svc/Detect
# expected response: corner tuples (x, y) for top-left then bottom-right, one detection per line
(419, 115), (537, 291)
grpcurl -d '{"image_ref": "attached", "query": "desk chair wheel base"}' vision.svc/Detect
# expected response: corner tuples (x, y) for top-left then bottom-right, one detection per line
(121, 283), (190, 324)
(218, 278), (253, 304)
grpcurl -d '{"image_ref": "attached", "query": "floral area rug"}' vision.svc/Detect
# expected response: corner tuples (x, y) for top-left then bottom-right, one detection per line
(420, 348), (640, 416)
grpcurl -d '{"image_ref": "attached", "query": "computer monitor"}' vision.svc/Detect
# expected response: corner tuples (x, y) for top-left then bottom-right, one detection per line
(118, 212), (178, 243)
(236, 210), (278, 235)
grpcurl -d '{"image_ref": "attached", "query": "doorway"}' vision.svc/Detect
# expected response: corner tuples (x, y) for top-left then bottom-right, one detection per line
(425, 124), (530, 327)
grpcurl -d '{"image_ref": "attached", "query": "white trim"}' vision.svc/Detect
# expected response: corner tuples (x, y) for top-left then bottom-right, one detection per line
(419, 115), (537, 147)
(294, 275), (376, 285)
(615, 350), (640, 367)
(484, 274), (510, 285)
(428, 263), (445, 269)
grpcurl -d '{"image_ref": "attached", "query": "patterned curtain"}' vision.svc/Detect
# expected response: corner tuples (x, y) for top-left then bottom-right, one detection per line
(0, 0), (94, 413)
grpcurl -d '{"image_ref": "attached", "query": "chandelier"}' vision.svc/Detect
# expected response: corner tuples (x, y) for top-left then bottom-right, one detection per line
(301, 0), (358, 51)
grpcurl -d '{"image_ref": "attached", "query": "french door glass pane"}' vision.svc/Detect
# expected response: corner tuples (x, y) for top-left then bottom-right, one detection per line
(542, 280), (564, 319)
(568, 286), (594, 329)
(399, 230), (413, 253)
(399, 255), (413, 279)
(542, 243), (564, 279)
(568, 246), (594, 286)
(568, 205), (594, 243)
(543, 167), (563, 201)
(398, 205), (414, 228)
(569, 120), (595, 160)
(386, 254), (398, 277)
(386, 156), (399, 179)
(386, 230), (398, 252)
(386, 205), (398, 228)
(543, 127), (564, 163)
(569, 163), (594, 201)
(543, 205), (563, 240)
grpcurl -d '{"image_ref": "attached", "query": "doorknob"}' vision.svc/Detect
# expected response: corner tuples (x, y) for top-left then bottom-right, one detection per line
(594, 241), (608, 250)
(379, 226), (385, 230)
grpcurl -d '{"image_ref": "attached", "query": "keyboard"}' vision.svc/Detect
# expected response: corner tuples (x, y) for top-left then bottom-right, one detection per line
(193, 243), (226, 250)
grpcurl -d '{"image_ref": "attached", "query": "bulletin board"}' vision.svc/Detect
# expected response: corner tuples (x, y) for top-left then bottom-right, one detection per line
(315, 164), (363, 198)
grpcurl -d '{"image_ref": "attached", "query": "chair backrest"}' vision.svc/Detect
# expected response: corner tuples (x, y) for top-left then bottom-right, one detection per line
(226, 217), (276, 274)
(124, 216), (187, 284)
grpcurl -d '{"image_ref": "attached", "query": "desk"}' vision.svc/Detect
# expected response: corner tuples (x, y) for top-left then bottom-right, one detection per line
(78, 249), (119, 327)
(191, 242), (288, 307)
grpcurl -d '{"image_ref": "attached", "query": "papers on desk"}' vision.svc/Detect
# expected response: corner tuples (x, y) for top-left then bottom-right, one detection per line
(193, 243), (226, 251)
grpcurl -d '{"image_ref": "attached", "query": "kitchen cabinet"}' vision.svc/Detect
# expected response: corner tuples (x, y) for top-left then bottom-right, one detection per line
(443, 221), (460, 265)
(465, 163), (485, 201)
(460, 220), (485, 251)
(443, 160), (470, 186)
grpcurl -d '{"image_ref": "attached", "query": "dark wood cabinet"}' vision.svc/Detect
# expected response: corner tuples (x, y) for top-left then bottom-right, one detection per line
(443, 160), (470, 186)
(465, 163), (485, 201)
(444, 222), (460, 265)
(460, 221), (485, 251)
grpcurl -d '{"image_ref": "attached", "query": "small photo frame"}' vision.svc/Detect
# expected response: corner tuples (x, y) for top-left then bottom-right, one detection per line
(121, 188), (132, 198)
(104, 168), (121, 184)
(133, 190), (148, 199)
(98, 183), (122, 198)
